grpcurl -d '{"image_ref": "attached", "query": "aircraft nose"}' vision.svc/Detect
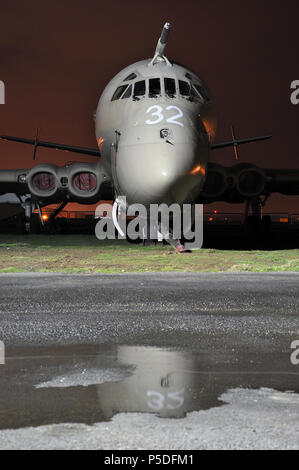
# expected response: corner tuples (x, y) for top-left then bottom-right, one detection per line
(114, 132), (208, 205)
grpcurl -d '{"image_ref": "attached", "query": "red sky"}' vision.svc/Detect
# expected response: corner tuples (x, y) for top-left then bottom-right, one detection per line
(0, 0), (299, 213)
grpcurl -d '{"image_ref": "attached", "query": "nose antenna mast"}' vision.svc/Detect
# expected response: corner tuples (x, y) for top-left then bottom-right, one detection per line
(150, 22), (172, 66)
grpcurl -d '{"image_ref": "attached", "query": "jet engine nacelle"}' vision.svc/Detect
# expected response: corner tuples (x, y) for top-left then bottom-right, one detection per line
(27, 162), (108, 203)
(232, 163), (266, 198)
(200, 163), (229, 199)
(199, 163), (266, 203)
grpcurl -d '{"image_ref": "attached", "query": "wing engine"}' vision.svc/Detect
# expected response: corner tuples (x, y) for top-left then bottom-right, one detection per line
(0, 161), (112, 203)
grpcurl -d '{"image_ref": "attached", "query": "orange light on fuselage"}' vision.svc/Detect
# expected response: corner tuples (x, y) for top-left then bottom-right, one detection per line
(201, 118), (216, 143)
(97, 137), (104, 151)
(42, 214), (49, 221)
(190, 165), (206, 176)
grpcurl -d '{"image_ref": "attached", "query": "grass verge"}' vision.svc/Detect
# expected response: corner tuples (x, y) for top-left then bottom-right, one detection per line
(0, 234), (298, 273)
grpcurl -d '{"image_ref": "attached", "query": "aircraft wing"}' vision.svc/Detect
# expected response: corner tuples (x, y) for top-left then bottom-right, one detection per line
(0, 135), (101, 157)
(0, 134), (110, 205)
(210, 135), (272, 151)
(263, 168), (299, 196)
(0, 168), (30, 196)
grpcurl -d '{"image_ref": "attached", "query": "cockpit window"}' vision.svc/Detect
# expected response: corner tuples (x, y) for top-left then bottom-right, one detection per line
(190, 84), (200, 101)
(133, 80), (146, 99)
(111, 85), (128, 101)
(121, 84), (132, 99)
(123, 73), (137, 81)
(149, 78), (161, 98)
(193, 83), (210, 102)
(179, 80), (191, 97)
(164, 78), (176, 98)
(185, 72), (210, 102)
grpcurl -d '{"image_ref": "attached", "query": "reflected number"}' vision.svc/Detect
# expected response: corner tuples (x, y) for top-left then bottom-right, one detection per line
(146, 389), (185, 410)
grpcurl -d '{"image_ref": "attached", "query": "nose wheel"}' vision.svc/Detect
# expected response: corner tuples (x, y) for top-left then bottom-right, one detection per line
(159, 222), (191, 253)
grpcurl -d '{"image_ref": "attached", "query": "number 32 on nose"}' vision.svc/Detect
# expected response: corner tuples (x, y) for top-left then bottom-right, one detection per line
(145, 105), (184, 127)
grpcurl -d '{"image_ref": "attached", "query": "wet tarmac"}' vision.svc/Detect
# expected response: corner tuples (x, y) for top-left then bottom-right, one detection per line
(0, 272), (298, 449)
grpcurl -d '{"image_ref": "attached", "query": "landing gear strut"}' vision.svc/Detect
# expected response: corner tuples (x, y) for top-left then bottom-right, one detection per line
(245, 195), (271, 236)
(23, 198), (34, 234)
(21, 199), (67, 234)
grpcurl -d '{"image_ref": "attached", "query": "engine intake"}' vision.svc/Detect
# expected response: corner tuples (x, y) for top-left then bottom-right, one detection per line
(26, 162), (109, 203)
(73, 172), (97, 192)
(201, 163), (228, 199)
(234, 164), (266, 198)
(27, 165), (59, 199)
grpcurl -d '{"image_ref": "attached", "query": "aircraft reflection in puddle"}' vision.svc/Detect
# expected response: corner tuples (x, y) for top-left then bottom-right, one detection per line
(0, 344), (223, 429)
(97, 346), (222, 419)
(2, 343), (298, 429)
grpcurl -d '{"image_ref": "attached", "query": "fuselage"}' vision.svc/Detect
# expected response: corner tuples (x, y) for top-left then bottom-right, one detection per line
(95, 58), (217, 206)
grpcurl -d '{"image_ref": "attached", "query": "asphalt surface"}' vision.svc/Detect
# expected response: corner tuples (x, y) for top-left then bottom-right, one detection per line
(0, 272), (298, 450)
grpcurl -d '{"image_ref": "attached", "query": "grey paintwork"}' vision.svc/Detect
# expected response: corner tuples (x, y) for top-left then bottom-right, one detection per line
(95, 54), (216, 205)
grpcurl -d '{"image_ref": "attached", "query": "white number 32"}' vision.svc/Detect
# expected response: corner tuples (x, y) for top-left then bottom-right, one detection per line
(145, 105), (184, 127)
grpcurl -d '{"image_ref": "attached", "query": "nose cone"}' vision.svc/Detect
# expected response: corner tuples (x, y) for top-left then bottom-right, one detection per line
(114, 123), (209, 206)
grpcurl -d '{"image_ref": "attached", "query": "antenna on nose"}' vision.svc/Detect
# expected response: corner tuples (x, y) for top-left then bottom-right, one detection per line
(155, 22), (171, 56)
(150, 22), (172, 66)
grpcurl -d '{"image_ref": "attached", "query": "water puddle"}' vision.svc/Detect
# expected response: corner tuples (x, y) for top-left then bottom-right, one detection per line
(0, 344), (298, 429)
